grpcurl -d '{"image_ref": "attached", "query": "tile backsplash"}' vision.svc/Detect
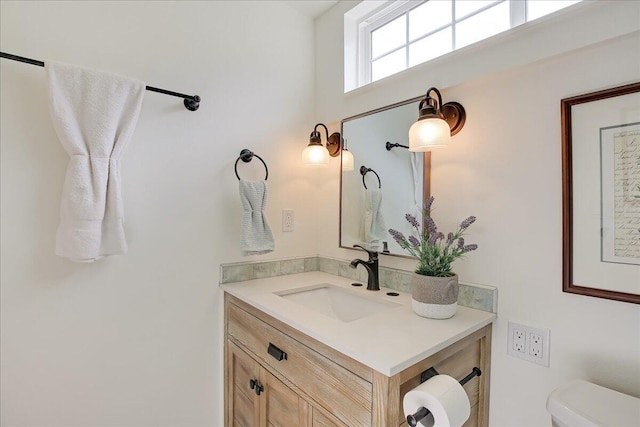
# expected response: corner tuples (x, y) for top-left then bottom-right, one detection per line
(220, 256), (497, 313)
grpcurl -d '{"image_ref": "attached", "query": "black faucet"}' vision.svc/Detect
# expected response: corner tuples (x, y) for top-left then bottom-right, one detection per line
(350, 245), (380, 291)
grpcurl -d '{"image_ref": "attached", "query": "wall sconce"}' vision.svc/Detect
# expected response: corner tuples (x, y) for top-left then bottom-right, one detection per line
(341, 138), (354, 171)
(408, 87), (466, 152)
(302, 123), (341, 166)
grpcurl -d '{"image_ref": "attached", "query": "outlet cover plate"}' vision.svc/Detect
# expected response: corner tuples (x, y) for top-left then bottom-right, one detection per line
(282, 209), (294, 232)
(507, 321), (550, 367)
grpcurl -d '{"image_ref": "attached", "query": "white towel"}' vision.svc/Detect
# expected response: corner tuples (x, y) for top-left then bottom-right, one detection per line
(239, 180), (274, 256)
(361, 188), (386, 251)
(46, 61), (145, 262)
(410, 152), (423, 225)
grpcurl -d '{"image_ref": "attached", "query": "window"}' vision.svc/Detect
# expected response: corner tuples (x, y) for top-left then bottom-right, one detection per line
(347, 0), (581, 89)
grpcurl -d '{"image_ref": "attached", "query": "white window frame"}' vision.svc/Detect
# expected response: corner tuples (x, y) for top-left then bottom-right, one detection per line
(357, 1), (416, 87)
(348, 0), (580, 89)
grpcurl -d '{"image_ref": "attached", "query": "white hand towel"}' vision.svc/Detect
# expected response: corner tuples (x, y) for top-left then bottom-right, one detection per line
(46, 61), (145, 262)
(361, 188), (386, 251)
(239, 180), (275, 256)
(410, 152), (423, 225)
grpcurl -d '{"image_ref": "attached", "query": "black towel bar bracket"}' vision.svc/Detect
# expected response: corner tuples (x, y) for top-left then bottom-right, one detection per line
(406, 367), (481, 427)
(386, 141), (409, 151)
(0, 51), (201, 111)
(360, 165), (381, 189)
(235, 149), (268, 181)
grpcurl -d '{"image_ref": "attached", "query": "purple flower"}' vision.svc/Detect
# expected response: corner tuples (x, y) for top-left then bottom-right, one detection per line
(388, 229), (406, 245)
(405, 213), (420, 230)
(427, 232), (444, 246)
(424, 196), (434, 212)
(425, 216), (437, 234)
(391, 196), (478, 276)
(446, 232), (454, 245)
(462, 244), (478, 253)
(460, 216), (476, 231)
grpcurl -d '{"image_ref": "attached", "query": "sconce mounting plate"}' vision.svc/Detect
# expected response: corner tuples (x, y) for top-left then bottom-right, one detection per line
(327, 132), (342, 157)
(441, 101), (466, 136)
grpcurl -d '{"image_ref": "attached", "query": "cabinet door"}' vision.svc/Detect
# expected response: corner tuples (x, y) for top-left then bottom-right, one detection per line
(227, 340), (310, 427)
(312, 408), (348, 427)
(261, 370), (310, 427)
(227, 342), (260, 427)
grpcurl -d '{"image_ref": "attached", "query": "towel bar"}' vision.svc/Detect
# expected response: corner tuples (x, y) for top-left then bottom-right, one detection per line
(0, 51), (201, 111)
(385, 141), (409, 151)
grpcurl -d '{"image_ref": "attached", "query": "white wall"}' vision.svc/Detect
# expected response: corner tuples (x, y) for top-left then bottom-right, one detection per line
(315, 2), (640, 426)
(0, 1), (319, 425)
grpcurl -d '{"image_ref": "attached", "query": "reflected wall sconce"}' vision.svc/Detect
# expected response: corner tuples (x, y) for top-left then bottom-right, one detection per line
(302, 123), (341, 166)
(408, 87), (466, 152)
(341, 138), (354, 171)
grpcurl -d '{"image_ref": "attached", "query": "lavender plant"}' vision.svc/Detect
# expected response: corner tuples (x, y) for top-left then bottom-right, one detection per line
(388, 196), (478, 277)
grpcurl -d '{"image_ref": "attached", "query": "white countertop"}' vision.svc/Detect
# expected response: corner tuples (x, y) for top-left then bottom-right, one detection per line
(221, 271), (496, 376)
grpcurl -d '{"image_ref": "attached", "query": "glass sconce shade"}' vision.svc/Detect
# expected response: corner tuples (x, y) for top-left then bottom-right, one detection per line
(408, 87), (466, 151)
(408, 117), (451, 151)
(302, 142), (330, 166)
(341, 149), (354, 171)
(302, 123), (342, 166)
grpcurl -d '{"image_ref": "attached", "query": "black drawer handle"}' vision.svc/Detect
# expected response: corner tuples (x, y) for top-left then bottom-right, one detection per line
(267, 343), (287, 361)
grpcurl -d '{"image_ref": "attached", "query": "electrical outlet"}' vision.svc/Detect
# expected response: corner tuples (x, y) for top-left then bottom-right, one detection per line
(530, 333), (543, 358)
(282, 209), (294, 232)
(513, 329), (526, 353)
(507, 321), (550, 367)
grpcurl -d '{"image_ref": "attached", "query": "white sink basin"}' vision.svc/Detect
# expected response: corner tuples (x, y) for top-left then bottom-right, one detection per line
(274, 283), (402, 323)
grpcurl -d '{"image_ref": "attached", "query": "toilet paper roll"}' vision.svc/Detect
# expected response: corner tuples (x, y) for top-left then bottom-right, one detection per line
(403, 374), (471, 427)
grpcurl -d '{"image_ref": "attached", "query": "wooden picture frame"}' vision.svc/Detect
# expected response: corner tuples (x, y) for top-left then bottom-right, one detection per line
(562, 82), (640, 304)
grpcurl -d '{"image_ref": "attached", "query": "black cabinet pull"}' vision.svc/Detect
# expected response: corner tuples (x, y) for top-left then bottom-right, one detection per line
(249, 379), (263, 396)
(254, 383), (264, 396)
(267, 343), (287, 361)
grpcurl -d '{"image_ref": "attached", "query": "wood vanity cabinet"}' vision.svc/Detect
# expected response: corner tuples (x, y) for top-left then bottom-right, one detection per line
(224, 293), (492, 427)
(228, 341), (310, 426)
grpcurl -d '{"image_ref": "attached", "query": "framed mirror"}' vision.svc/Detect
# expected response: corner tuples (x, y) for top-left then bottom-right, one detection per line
(340, 96), (430, 257)
(562, 82), (640, 304)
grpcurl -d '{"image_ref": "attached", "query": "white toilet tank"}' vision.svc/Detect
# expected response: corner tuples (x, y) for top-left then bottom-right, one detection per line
(546, 380), (640, 427)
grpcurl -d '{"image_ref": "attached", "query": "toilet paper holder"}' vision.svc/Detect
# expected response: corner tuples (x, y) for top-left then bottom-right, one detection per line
(407, 366), (481, 427)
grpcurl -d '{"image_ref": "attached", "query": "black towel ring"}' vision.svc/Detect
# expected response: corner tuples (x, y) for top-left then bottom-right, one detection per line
(360, 166), (381, 189)
(235, 149), (269, 181)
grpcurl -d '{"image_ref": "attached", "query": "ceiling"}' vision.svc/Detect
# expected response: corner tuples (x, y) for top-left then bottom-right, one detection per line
(282, 0), (340, 19)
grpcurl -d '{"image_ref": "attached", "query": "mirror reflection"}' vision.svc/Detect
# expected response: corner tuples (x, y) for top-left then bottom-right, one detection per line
(340, 97), (429, 256)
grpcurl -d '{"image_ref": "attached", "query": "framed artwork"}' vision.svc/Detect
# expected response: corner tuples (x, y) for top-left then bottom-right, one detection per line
(562, 82), (640, 304)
